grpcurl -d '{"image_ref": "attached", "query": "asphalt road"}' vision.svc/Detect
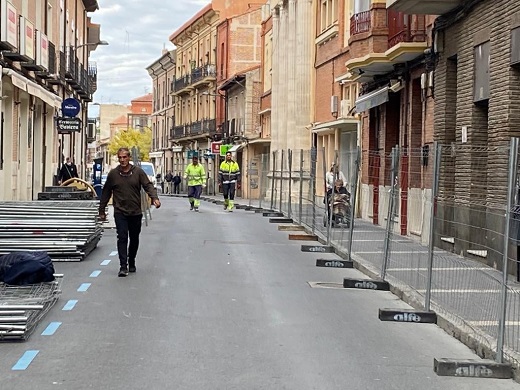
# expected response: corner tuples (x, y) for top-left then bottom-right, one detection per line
(1, 196), (519, 390)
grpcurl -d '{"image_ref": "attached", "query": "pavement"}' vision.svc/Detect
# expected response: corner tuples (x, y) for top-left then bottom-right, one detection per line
(187, 193), (520, 367)
(1, 196), (520, 389)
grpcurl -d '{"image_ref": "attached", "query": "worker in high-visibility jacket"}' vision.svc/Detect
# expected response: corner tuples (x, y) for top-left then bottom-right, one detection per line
(184, 155), (206, 212)
(219, 151), (241, 212)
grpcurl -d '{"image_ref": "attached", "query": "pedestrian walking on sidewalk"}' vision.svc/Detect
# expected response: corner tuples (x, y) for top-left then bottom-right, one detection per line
(98, 147), (161, 277)
(164, 171), (173, 194)
(58, 157), (78, 184)
(172, 172), (181, 194)
(184, 155), (206, 212)
(219, 151), (241, 212)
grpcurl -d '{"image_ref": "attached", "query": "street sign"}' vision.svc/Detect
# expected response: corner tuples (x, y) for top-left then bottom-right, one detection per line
(57, 117), (82, 133)
(61, 98), (81, 117)
(211, 141), (221, 154)
(187, 150), (198, 159)
(219, 144), (232, 156)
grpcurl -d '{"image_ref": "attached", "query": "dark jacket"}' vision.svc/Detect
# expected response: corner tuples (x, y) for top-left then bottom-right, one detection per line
(99, 165), (158, 216)
(165, 173), (173, 182)
(172, 175), (181, 185)
(59, 163), (78, 182)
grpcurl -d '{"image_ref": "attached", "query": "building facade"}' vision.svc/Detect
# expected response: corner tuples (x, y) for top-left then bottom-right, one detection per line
(344, 1), (433, 243)
(0, 0), (103, 200)
(146, 49), (175, 177)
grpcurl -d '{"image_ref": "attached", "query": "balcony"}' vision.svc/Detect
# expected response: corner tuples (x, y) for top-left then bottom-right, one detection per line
(346, 7), (427, 83)
(173, 74), (192, 95)
(386, 0), (462, 15)
(190, 64), (217, 88)
(350, 11), (371, 36)
(171, 125), (188, 139)
(48, 50), (66, 85)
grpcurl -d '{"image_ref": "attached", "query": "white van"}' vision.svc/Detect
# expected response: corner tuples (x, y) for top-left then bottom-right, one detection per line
(139, 162), (156, 187)
(130, 161), (156, 186)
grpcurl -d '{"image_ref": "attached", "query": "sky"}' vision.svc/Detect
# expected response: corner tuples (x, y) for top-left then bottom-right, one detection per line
(88, 0), (211, 106)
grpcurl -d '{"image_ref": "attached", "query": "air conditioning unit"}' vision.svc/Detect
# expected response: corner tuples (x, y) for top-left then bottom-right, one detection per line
(340, 99), (352, 117)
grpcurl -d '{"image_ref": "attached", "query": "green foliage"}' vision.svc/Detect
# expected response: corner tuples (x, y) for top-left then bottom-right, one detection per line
(108, 127), (152, 162)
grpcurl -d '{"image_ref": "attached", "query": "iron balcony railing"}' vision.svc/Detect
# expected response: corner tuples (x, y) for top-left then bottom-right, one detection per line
(48, 42), (56, 75)
(174, 74), (191, 92)
(171, 125), (188, 139)
(191, 64), (216, 85)
(59, 51), (66, 79)
(88, 62), (98, 93)
(387, 11), (426, 48)
(350, 10), (371, 36)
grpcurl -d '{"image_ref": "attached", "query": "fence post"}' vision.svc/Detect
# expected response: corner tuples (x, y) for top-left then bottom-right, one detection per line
(288, 149), (293, 219)
(299, 149), (304, 225)
(324, 148), (332, 245)
(270, 151), (276, 210)
(280, 150), (285, 213)
(347, 147), (361, 262)
(259, 154), (265, 209)
(497, 137), (519, 363)
(381, 146), (399, 280)
(311, 147), (317, 234)
(425, 142), (441, 312)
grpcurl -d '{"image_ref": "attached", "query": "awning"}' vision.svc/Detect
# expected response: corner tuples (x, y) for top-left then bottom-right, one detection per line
(149, 151), (164, 158)
(3, 68), (62, 108)
(355, 87), (389, 112)
(228, 143), (246, 153)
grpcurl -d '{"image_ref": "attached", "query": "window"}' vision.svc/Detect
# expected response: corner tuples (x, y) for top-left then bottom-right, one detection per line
(320, 0), (338, 32)
(512, 27), (520, 66)
(474, 41), (490, 102)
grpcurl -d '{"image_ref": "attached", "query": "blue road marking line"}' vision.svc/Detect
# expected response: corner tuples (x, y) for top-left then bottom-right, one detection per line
(100, 259), (111, 266)
(90, 270), (101, 278)
(109, 251), (118, 256)
(77, 283), (91, 292)
(41, 322), (62, 336)
(12, 350), (39, 370)
(62, 300), (78, 311)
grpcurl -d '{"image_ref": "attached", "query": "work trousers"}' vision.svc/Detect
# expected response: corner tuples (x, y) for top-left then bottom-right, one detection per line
(114, 213), (143, 267)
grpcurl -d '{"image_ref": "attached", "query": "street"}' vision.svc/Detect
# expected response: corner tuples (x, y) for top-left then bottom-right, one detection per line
(0, 196), (519, 390)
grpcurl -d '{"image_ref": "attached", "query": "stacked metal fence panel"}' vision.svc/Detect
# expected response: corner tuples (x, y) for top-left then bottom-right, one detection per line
(0, 201), (102, 262)
(0, 275), (63, 341)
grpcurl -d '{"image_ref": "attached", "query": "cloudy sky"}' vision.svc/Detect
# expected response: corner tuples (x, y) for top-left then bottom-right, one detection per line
(89, 0), (211, 105)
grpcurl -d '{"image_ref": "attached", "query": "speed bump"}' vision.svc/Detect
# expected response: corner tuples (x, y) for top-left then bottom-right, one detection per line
(378, 308), (437, 323)
(288, 234), (318, 241)
(433, 358), (512, 379)
(301, 245), (334, 253)
(316, 259), (353, 268)
(343, 278), (389, 290)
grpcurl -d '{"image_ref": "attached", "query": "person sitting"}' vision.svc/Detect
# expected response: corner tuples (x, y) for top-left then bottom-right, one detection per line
(326, 179), (350, 224)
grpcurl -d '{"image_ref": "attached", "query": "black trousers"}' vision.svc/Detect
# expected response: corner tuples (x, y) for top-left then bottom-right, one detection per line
(173, 183), (180, 194)
(114, 213), (143, 267)
(222, 182), (236, 200)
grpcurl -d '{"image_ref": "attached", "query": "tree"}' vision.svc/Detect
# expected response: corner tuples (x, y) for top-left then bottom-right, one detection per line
(108, 127), (152, 162)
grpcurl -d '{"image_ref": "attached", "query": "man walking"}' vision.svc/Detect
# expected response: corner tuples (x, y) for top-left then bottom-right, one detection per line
(219, 151), (241, 212)
(58, 157), (79, 184)
(172, 172), (181, 194)
(164, 171), (173, 194)
(184, 155), (205, 211)
(98, 148), (161, 277)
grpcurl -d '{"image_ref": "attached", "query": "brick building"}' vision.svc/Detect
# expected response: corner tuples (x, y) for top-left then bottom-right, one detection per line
(344, 1), (434, 243)
(146, 49), (175, 176)
(421, 0), (520, 263)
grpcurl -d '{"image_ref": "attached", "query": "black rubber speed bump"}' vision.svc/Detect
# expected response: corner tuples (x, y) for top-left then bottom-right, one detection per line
(343, 278), (389, 290)
(269, 218), (293, 223)
(316, 259), (353, 268)
(235, 205), (248, 209)
(255, 209), (274, 213)
(263, 212), (284, 217)
(379, 308), (437, 323)
(433, 358), (512, 379)
(301, 245), (334, 253)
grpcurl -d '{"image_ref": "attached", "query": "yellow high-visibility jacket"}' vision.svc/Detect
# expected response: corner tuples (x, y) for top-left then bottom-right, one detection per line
(184, 163), (206, 186)
(219, 160), (240, 184)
